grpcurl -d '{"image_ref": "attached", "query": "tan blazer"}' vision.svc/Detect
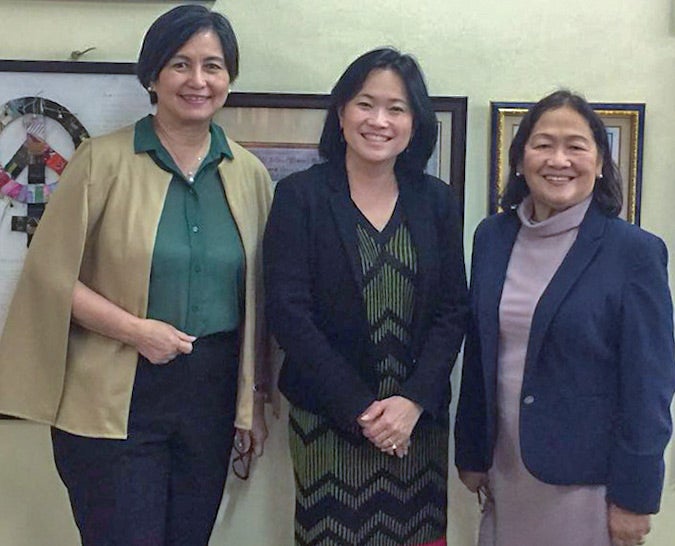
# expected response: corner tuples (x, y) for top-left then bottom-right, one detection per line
(0, 123), (274, 438)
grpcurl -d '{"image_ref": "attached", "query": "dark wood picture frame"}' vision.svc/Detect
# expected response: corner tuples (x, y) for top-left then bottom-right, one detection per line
(0, 60), (467, 419)
(0, 60), (467, 209)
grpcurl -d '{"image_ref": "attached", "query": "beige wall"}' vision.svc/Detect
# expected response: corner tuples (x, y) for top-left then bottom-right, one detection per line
(1, 0), (673, 544)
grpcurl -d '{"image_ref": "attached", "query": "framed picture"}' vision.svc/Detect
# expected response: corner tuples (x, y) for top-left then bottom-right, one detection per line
(0, 60), (467, 203)
(218, 94), (467, 211)
(0, 60), (467, 417)
(489, 101), (645, 224)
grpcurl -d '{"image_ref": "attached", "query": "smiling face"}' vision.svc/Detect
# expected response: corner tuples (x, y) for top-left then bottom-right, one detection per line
(338, 68), (413, 171)
(520, 106), (603, 221)
(152, 29), (230, 128)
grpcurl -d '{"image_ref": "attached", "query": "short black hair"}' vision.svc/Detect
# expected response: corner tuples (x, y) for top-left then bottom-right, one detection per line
(136, 5), (239, 104)
(501, 89), (622, 217)
(318, 47), (437, 176)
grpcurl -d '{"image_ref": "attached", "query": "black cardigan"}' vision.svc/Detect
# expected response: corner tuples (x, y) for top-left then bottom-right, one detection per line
(263, 161), (468, 431)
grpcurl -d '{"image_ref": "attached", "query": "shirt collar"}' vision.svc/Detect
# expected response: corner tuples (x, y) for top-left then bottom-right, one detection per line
(133, 114), (233, 161)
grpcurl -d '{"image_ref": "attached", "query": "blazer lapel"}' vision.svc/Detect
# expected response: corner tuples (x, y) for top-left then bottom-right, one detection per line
(327, 164), (364, 291)
(526, 202), (607, 368)
(483, 213), (521, 325)
(481, 212), (521, 383)
(397, 175), (430, 341)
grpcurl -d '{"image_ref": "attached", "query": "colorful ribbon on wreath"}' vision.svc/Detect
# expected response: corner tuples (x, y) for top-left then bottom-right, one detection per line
(0, 97), (89, 205)
(0, 166), (59, 204)
(0, 122), (69, 204)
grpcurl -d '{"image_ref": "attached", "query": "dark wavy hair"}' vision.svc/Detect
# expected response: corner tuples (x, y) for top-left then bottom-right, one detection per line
(319, 47), (437, 176)
(136, 5), (238, 104)
(500, 90), (622, 217)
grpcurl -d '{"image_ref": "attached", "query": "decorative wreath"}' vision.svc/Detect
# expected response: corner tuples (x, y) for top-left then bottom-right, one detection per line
(0, 96), (89, 204)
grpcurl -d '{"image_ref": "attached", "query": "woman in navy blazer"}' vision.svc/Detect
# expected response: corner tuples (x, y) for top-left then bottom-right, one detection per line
(455, 91), (674, 546)
(265, 48), (467, 545)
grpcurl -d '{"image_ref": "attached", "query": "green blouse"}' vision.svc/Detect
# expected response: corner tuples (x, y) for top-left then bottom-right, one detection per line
(134, 115), (244, 337)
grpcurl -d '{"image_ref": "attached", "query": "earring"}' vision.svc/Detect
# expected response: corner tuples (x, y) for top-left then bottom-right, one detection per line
(516, 171), (523, 177)
(147, 85), (154, 93)
(597, 173), (604, 179)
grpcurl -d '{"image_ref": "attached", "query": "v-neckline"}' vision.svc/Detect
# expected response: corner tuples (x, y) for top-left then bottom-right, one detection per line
(353, 197), (402, 243)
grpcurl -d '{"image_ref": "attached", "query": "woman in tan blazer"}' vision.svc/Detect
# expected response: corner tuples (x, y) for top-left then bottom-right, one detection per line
(0, 5), (273, 545)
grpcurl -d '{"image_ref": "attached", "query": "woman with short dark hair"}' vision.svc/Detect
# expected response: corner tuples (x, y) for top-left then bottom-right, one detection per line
(136, 5), (239, 104)
(455, 90), (675, 546)
(265, 47), (468, 546)
(0, 5), (272, 545)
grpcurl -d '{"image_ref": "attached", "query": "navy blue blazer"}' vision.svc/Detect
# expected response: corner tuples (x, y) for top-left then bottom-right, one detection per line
(264, 162), (468, 432)
(455, 200), (675, 514)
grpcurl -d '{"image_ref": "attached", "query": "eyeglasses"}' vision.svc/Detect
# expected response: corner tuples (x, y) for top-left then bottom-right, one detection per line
(232, 440), (252, 480)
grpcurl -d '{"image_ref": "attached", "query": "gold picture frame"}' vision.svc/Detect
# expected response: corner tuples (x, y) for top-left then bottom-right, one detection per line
(489, 101), (645, 224)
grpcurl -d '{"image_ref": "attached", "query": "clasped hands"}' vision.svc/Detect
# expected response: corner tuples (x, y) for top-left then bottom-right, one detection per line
(357, 396), (423, 458)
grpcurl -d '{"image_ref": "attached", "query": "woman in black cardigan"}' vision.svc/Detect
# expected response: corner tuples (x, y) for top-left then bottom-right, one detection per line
(264, 48), (468, 546)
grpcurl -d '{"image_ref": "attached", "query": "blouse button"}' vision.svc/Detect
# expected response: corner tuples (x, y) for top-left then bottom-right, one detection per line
(523, 395), (535, 405)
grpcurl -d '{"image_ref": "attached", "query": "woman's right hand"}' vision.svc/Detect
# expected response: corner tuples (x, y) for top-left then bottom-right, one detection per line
(458, 470), (489, 493)
(71, 281), (195, 364)
(132, 319), (196, 364)
(608, 503), (650, 546)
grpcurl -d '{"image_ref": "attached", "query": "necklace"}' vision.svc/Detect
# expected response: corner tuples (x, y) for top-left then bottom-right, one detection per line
(184, 139), (209, 183)
(154, 121), (211, 183)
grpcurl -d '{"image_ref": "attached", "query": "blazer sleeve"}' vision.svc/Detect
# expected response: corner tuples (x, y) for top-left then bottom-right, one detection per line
(263, 177), (376, 428)
(0, 140), (93, 420)
(454, 221), (491, 472)
(399, 180), (468, 418)
(607, 232), (675, 514)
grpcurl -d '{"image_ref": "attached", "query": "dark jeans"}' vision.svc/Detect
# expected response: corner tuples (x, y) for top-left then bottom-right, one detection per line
(51, 330), (239, 546)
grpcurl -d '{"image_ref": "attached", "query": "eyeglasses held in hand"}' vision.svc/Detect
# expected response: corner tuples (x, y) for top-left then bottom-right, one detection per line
(232, 440), (252, 480)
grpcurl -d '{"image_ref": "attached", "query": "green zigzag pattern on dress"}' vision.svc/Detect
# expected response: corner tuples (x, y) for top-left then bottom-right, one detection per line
(294, 465), (449, 506)
(291, 219), (447, 546)
(357, 224), (416, 339)
(295, 510), (447, 546)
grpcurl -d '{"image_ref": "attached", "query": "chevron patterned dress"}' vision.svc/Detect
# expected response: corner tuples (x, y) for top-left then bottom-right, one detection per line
(289, 206), (448, 546)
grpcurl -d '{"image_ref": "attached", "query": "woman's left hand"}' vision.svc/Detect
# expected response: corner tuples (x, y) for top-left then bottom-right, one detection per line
(234, 399), (268, 458)
(608, 503), (650, 546)
(357, 396), (423, 457)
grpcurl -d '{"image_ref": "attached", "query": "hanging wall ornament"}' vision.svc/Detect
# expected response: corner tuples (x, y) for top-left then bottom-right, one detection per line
(0, 96), (89, 205)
